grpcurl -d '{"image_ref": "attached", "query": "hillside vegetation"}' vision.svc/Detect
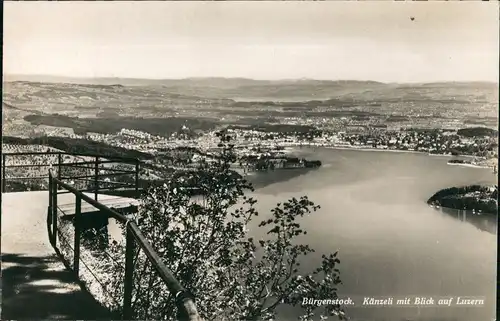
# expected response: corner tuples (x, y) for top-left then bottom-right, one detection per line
(457, 127), (498, 138)
(427, 185), (498, 214)
(3, 136), (153, 160)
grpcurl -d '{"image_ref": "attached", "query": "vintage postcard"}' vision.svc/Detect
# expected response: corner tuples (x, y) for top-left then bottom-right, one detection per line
(2, 2), (498, 321)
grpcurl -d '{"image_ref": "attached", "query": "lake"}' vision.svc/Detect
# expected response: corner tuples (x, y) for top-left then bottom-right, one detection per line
(246, 147), (497, 321)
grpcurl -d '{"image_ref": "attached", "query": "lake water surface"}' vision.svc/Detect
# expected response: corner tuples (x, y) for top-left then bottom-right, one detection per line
(247, 147), (497, 321)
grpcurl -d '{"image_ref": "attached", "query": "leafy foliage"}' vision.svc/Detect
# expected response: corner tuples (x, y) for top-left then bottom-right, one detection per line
(457, 127), (498, 138)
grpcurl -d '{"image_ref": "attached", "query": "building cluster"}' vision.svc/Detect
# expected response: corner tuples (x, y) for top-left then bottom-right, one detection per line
(221, 127), (497, 158)
(8, 123), (497, 170)
(336, 129), (497, 157)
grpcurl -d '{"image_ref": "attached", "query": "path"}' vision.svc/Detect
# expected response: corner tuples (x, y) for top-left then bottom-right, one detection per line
(1, 191), (133, 320)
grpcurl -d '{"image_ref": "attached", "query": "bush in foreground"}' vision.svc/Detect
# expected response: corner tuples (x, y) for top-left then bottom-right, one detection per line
(99, 132), (345, 320)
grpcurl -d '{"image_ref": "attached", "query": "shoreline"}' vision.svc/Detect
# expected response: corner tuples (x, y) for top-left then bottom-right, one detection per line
(427, 184), (498, 216)
(428, 203), (497, 215)
(324, 145), (421, 155)
(283, 144), (421, 155)
(447, 162), (490, 169)
(281, 144), (495, 166)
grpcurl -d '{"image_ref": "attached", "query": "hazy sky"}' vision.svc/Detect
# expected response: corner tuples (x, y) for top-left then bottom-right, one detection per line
(4, 2), (499, 83)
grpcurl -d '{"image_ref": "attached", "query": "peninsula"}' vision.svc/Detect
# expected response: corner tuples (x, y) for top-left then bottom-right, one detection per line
(427, 185), (498, 214)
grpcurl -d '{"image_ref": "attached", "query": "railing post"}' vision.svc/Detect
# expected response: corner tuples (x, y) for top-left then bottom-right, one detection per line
(95, 156), (99, 201)
(51, 179), (58, 247)
(48, 173), (53, 210)
(2, 154), (6, 193)
(73, 195), (82, 277)
(123, 225), (135, 320)
(135, 160), (139, 195)
(48, 173), (53, 241)
(58, 153), (63, 182)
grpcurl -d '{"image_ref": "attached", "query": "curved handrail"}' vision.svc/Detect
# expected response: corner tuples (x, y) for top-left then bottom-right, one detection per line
(48, 169), (202, 321)
(2, 151), (140, 196)
(50, 169), (129, 222)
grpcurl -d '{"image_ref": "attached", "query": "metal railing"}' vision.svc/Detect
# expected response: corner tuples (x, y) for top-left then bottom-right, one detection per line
(2, 151), (140, 198)
(47, 169), (202, 320)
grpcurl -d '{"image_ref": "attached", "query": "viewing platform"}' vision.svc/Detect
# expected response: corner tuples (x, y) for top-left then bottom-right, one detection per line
(1, 191), (130, 319)
(1, 151), (201, 320)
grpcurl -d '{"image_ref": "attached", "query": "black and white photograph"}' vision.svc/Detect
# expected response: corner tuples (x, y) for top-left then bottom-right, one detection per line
(1, 2), (498, 321)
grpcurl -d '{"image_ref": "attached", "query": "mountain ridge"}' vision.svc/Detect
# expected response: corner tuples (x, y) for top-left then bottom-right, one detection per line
(4, 74), (497, 87)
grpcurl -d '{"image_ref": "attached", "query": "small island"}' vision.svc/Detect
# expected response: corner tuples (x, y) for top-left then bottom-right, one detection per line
(427, 185), (498, 215)
(448, 159), (472, 165)
(447, 159), (485, 168)
(239, 155), (322, 172)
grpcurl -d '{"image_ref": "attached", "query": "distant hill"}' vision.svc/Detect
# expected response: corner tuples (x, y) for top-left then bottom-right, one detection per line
(419, 81), (499, 89)
(4, 74), (497, 102)
(1, 75), (392, 101)
(4, 74), (386, 87)
(457, 127), (498, 137)
(3, 102), (45, 115)
(3, 77), (498, 127)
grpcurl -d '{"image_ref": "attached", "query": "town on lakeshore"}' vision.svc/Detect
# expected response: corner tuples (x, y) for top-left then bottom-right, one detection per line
(3, 84), (498, 178)
(3, 103), (498, 189)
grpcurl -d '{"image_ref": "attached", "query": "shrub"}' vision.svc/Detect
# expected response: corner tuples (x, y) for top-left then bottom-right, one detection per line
(96, 132), (345, 320)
